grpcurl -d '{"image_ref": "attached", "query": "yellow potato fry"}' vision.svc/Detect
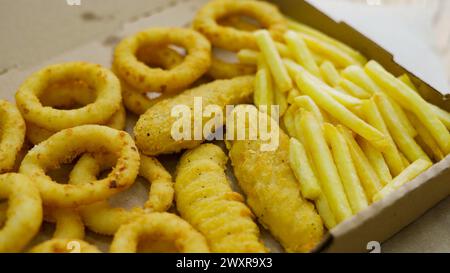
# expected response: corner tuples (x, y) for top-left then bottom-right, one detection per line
(255, 30), (293, 92)
(358, 137), (392, 186)
(300, 111), (352, 222)
(320, 61), (341, 87)
(338, 125), (383, 201)
(315, 194), (337, 230)
(297, 32), (361, 68)
(401, 70), (450, 129)
(283, 105), (298, 138)
(293, 96), (325, 124)
(254, 64), (274, 109)
(338, 78), (371, 99)
(400, 153), (410, 167)
(289, 138), (322, 200)
(429, 104), (450, 130)
(373, 159), (432, 202)
(284, 30), (321, 77)
(366, 61), (450, 154)
(287, 61), (388, 150)
(287, 19), (367, 65)
(287, 88), (301, 104)
(374, 93), (429, 162)
(324, 124), (369, 214)
(361, 99), (405, 176)
(274, 86), (288, 116)
(341, 65), (417, 136)
(398, 74), (418, 93)
(238, 49), (259, 64)
(407, 113), (444, 162)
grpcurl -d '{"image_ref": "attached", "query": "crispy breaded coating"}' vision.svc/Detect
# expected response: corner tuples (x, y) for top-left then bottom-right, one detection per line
(175, 144), (267, 253)
(228, 105), (324, 253)
(134, 76), (254, 156)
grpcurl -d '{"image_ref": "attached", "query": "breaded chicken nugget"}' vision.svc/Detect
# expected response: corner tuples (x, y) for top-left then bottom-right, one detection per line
(176, 144), (266, 253)
(134, 76), (254, 156)
(228, 105), (324, 253)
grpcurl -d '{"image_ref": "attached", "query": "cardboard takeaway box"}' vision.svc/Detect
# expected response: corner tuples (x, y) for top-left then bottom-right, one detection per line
(0, 0), (448, 253)
(269, 0), (450, 252)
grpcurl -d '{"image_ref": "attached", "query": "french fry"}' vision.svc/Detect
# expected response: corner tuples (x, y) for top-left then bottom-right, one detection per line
(284, 30), (321, 77)
(324, 123), (369, 214)
(400, 153), (410, 167)
(398, 74), (418, 93)
(286, 61), (388, 150)
(287, 88), (301, 104)
(300, 111), (352, 222)
(237, 49), (259, 64)
(315, 194), (337, 230)
(366, 61), (450, 154)
(358, 137), (392, 186)
(338, 78), (371, 99)
(407, 113), (445, 161)
(338, 125), (383, 201)
(297, 32), (361, 68)
(255, 30), (293, 92)
(254, 59), (274, 110)
(287, 19), (367, 65)
(274, 85), (288, 116)
(374, 93), (430, 162)
(320, 61), (341, 87)
(342, 65), (417, 137)
(293, 96), (325, 124)
(361, 99), (405, 176)
(283, 105), (298, 137)
(373, 159), (432, 202)
(289, 138), (322, 200)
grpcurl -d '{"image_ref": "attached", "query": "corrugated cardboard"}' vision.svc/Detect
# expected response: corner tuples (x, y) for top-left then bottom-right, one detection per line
(0, 0), (448, 253)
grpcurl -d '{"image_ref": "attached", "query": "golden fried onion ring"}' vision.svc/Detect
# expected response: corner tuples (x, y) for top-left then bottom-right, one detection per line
(113, 27), (211, 94)
(19, 125), (140, 207)
(0, 100), (26, 173)
(44, 208), (85, 240)
(69, 153), (174, 235)
(0, 173), (43, 252)
(119, 46), (183, 115)
(29, 239), (101, 253)
(26, 105), (126, 145)
(15, 62), (122, 131)
(207, 56), (256, 79)
(193, 0), (287, 51)
(110, 213), (210, 253)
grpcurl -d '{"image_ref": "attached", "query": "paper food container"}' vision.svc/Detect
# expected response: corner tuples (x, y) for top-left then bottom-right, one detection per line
(0, 0), (448, 253)
(270, 0), (450, 253)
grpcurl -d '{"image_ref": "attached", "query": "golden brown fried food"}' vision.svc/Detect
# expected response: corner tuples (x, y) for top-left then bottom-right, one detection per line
(228, 105), (324, 253)
(175, 144), (266, 253)
(134, 76), (254, 156)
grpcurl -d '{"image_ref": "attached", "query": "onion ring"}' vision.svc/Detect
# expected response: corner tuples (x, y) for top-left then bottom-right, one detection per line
(0, 100), (26, 173)
(207, 55), (256, 79)
(44, 208), (85, 240)
(29, 239), (101, 253)
(0, 173), (43, 252)
(113, 27), (211, 94)
(69, 153), (174, 235)
(26, 105), (126, 144)
(19, 125), (140, 207)
(15, 62), (122, 131)
(109, 212), (210, 253)
(193, 0), (287, 51)
(119, 46), (183, 115)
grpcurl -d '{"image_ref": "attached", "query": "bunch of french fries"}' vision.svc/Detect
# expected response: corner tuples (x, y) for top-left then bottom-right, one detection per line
(241, 19), (450, 229)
